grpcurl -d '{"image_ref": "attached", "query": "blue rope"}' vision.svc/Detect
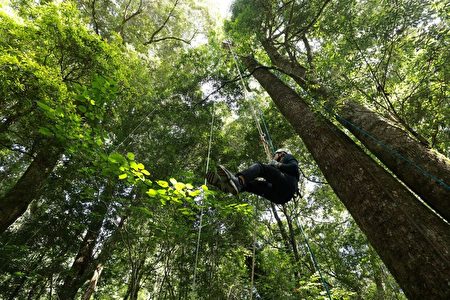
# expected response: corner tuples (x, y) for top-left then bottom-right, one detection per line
(329, 109), (450, 191)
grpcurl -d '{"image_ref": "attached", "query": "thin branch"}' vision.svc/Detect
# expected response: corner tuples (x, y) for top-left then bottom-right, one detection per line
(298, 167), (328, 185)
(302, 35), (313, 67)
(144, 0), (179, 45)
(146, 35), (192, 45)
(284, 0), (296, 44)
(293, 0), (332, 37)
(0, 141), (35, 157)
(195, 66), (275, 107)
(352, 37), (430, 146)
(117, 0), (143, 37)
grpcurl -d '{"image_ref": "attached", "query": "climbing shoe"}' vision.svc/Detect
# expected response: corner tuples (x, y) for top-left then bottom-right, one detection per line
(206, 170), (231, 192)
(217, 165), (244, 195)
(206, 171), (222, 187)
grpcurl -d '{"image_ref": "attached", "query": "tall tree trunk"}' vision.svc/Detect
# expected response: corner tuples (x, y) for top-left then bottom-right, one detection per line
(338, 102), (450, 222)
(261, 40), (450, 222)
(0, 143), (61, 233)
(244, 56), (450, 300)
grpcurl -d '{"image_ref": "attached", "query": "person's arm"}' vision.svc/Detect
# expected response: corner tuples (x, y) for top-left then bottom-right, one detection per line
(277, 156), (298, 176)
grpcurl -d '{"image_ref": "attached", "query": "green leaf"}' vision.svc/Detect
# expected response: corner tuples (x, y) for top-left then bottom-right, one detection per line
(174, 182), (185, 191)
(157, 189), (167, 195)
(118, 173), (128, 180)
(108, 152), (126, 164)
(188, 189), (201, 197)
(146, 189), (157, 197)
(55, 107), (64, 117)
(36, 101), (53, 112)
(127, 152), (135, 160)
(141, 169), (150, 176)
(78, 105), (87, 113)
(130, 161), (139, 171)
(38, 127), (53, 137)
(157, 180), (169, 188)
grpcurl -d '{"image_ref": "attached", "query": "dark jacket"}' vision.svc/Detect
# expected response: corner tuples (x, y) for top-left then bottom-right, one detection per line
(278, 153), (300, 180)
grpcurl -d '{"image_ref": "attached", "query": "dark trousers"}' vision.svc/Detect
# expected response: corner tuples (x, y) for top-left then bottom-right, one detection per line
(237, 163), (297, 204)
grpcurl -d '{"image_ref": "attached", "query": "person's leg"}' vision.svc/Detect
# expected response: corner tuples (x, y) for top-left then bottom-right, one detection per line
(238, 163), (294, 204)
(245, 180), (292, 204)
(237, 163), (287, 188)
(206, 170), (237, 194)
(245, 180), (272, 198)
(214, 164), (296, 203)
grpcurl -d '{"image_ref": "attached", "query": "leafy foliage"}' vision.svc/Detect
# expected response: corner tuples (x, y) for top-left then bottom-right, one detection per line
(0, 0), (447, 299)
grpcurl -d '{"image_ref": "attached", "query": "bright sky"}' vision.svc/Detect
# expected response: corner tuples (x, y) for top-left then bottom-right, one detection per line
(205, 0), (233, 19)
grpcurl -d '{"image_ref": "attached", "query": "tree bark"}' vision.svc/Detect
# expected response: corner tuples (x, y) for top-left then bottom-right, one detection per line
(57, 197), (109, 300)
(338, 102), (450, 222)
(82, 264), (103, 300)
(244, 56), (450, 300)
(261, 39), (450, 222)
(0, 143), (61, 233)
(270, 203), (302, 279)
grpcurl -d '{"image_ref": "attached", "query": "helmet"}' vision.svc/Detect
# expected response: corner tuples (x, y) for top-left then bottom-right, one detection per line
(275, 148), (291, 155)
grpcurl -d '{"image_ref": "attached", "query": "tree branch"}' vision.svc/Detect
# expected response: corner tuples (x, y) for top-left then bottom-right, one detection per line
(144, 0), (180, 45)
(117, 0), (143, 38)
(195, 65), (275, 107)
(293, 0), (332, 37)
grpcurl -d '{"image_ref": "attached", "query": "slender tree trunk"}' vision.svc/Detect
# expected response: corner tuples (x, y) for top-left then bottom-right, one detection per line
(244, 56), (450, 299)
(82, 263), (103, 300)
(0, 143), (61, 232)
(280, 205), (301, 266)
(270, 203), (301, 279)
(57, 199), (109, 299)
(261, 40), (450, 222)
(270, 203), (291, 251)
(7, 276), (27, 300)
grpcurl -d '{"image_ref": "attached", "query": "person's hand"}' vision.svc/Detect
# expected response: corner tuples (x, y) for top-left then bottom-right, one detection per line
(269, 160), (281, 168)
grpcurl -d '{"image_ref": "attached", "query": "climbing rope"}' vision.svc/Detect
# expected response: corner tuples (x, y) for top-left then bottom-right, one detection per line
(294, 209), (332, 300)
(224, 41), (273, 299)
(224, 41), (335, 299)
(224, 41), (273, 161)
(192, 102), (216, 293)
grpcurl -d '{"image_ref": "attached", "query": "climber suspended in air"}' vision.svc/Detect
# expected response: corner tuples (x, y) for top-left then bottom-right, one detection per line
(206, 148), (299, 204)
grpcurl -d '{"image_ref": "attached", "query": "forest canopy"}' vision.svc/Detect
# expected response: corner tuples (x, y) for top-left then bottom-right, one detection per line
(0, 0), (449, 299)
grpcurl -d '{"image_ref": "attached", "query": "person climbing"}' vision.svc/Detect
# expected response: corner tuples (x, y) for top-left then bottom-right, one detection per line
(206, 148), (300, 204)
